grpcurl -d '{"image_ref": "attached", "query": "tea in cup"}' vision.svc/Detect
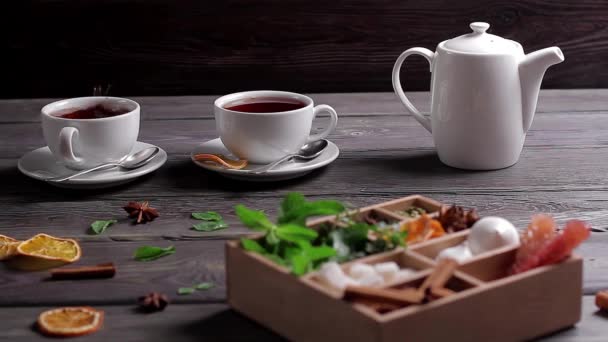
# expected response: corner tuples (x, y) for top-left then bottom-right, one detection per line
(214, 90), (338, 164)
(41, 97), (140, 170)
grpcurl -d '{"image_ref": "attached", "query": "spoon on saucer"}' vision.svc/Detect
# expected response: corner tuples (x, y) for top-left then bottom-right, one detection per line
(251, 139), (329, 174)
(47, 146), (160, 182)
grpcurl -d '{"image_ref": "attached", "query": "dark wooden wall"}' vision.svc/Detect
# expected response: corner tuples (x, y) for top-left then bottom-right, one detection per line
(2, 0), (608, 98)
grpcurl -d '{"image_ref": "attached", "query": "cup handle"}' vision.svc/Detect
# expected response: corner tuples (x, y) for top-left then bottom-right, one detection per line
(58, 127), (84, 166)
(306, 104), (338, 143)
(392, 47), (434, 133)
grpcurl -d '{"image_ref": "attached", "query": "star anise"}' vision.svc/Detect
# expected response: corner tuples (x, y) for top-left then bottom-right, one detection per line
(123, 201), (159, 224)
(438, 205), (480, 233)
(138, 292), (169, 312)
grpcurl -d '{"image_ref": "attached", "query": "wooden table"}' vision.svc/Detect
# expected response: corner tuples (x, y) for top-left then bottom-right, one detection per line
(1, 90), (607, 341)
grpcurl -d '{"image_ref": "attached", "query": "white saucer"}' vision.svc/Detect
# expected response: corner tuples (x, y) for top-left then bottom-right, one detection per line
(18, 142), (167, 189)
(191, 138), (339, 182)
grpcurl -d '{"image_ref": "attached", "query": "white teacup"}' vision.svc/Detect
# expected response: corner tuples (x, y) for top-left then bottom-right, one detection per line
(41, 97), (140, 170)
(214, 90), (338, 164)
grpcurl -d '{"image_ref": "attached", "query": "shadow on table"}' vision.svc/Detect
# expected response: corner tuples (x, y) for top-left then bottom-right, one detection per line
(163, 159), (329, 192)
(0, 165), (155, 201)
(179, 308), (285, 341)
(370, 150), (504, 176)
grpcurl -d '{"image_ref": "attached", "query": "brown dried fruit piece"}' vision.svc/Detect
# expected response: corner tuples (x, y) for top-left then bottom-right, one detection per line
(124, 201), (159, 224)
(0, 235), (20, 260)
(438, 205), (479, 233)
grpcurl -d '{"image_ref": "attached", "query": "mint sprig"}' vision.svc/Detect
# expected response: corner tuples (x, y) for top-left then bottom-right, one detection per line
(191, 211), (228, 232)
(134, 245), (176, 261)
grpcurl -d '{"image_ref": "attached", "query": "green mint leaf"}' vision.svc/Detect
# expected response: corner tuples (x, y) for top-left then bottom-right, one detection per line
(290, 253), (310, 276)
(264, 254), (288, 266)
(279, 192), (307, 219)
(194, 282), (214, 290)
(90, 219), (117, 235)
(177, 287), (195, 295)
(191, 211), (222, 221)
(235, 204), (274, 231)
(134, 245), (176, 261)
(278, 200), (345, 225)
(275, 224), (318, 243)
(192, 220), (228, 232)
(241, 238), (266, 253)
(305, 245), (337, 262)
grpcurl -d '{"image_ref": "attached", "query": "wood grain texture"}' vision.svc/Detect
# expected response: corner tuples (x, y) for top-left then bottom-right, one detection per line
(0, 91), (605, 340)
(2, 1), (608, 98)
(2, 89), (608, 123)
(0, 297), (604, 341)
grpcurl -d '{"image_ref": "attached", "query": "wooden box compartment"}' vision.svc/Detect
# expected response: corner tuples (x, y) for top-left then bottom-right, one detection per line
(226, 195), (583, 342)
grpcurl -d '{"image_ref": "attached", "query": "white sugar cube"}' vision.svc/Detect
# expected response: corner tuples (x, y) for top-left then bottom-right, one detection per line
(373, 262), (400, 281)
(357, 272), (385, 287)
(348, 263), (376, 280)
(319, 262), (358, 290)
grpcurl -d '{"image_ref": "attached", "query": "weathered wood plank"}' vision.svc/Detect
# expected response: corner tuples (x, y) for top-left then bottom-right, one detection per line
(0, 90), (607, 123)
(0, 190), (607, 240)
(2, 145), (608, 202)
(0, 232), (604, 306)
(0, 304), (283, 342)
(0, 297), (604, 341)
(1, 111), (608, 161)
(0, 240), (227, 306)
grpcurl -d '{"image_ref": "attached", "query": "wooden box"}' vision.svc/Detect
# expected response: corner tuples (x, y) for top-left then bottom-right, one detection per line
(226, 195), (582, 342)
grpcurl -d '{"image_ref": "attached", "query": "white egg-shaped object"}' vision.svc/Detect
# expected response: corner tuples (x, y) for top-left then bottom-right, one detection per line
(468, 216), (520, 255)
(373, 262), (400, 281)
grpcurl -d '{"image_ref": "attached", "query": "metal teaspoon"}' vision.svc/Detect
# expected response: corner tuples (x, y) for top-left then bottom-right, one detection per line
(251, 139), (329, 174)
(47, 146), (160, 182)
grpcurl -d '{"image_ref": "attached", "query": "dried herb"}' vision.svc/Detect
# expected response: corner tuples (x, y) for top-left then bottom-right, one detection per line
(191, 212), (222, 221)
(194, 282), (214, 290)
(192, 221), (228, 232)
(138, 292), (169, 312)
(124, 201), (159, 224)
(438, 205), (479, 233)
(191, 211), (228, 232)
(177, 287), (195, 295)
(395, 207), (426, 219)
(177, 282), (214, 295)
(134, 245), (175, 261)
(90, 220), (117, 235)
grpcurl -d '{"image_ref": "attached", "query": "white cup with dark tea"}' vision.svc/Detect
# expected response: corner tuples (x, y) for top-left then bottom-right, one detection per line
(41, 97), (140, 170)
(214, 90), (338, 164)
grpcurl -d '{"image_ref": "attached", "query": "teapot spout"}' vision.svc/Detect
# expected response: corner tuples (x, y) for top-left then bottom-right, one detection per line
(519, 47), (564, 133)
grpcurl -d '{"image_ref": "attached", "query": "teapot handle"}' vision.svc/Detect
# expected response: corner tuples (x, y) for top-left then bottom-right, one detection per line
(392, 47), (435, 133)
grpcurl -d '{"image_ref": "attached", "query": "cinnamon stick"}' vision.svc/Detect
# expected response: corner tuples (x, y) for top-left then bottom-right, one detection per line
(419, 258), (458, 293)
(51, 263), (116, 280)
(344, 285), (424, 306)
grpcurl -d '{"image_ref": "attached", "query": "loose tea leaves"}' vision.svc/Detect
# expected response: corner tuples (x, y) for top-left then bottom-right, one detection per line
(191, 211), (228, 231)
(177, 282), (214, 295)
(194, 282), (214, 290)
(192, 221), (228, 232)
(90, 220), (117, 235)
(177, 287), (195, 295)
(191, 212), (222, 221)
(134, 245), (175, 261)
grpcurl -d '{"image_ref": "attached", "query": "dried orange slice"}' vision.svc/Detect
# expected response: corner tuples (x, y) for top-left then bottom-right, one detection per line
(11, 233), (81, 270)
(194, 153), (248, 170)
(0, 234), (20, 260)
(37, 307), (103, 337)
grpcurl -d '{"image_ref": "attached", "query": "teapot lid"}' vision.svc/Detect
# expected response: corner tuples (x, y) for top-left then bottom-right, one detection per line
(442, 22), (519, 54)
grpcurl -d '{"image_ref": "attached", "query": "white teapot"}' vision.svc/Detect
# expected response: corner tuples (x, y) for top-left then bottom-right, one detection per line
(392, 22), (564, 170)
